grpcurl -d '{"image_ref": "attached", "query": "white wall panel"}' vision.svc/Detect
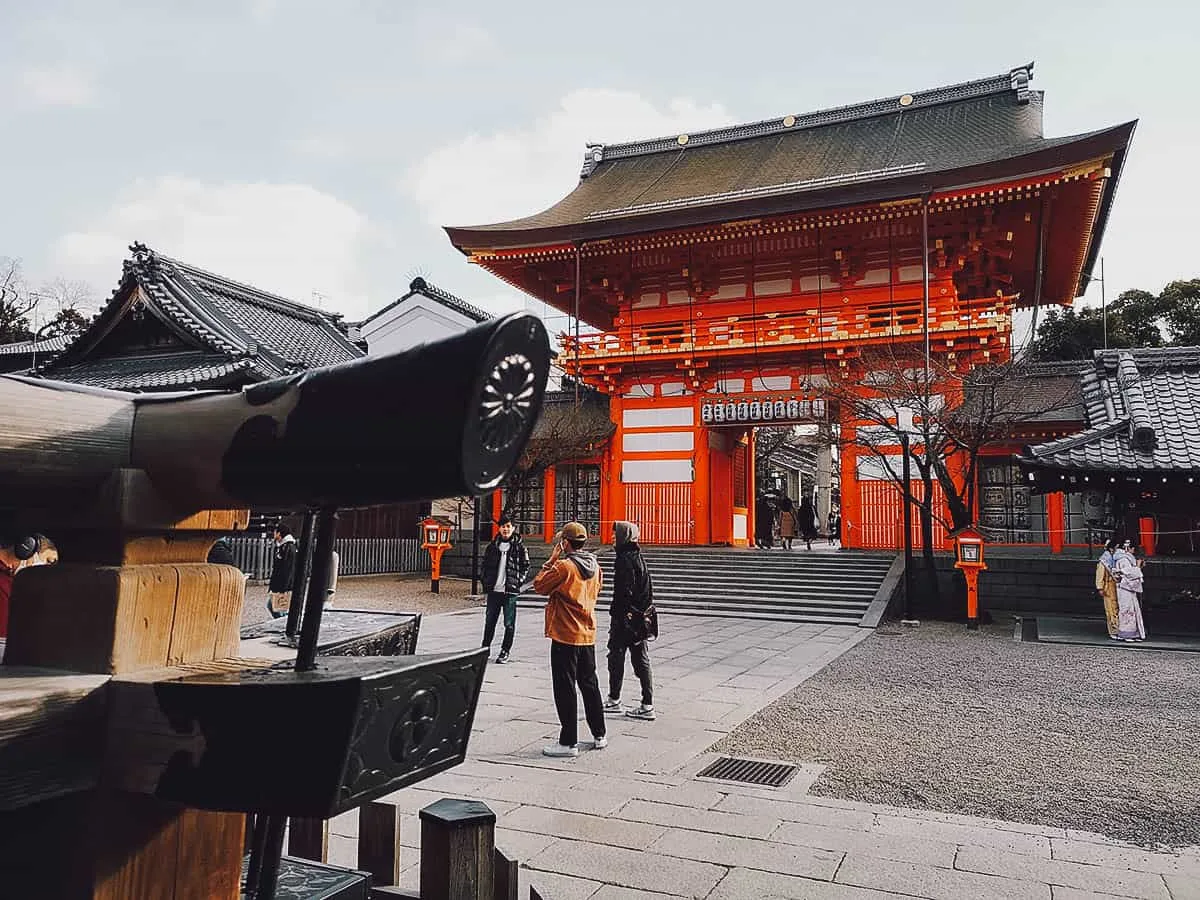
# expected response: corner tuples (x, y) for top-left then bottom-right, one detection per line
(623, 406), (694, 429)
(622, 459), (693, 483)
(623, 431), (694, 453)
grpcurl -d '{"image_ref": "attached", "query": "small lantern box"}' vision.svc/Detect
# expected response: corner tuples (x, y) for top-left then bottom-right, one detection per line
(419, 516), (456, 593)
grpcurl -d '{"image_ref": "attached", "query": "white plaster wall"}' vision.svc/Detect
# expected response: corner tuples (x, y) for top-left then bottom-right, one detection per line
(361, 298), (478, 356)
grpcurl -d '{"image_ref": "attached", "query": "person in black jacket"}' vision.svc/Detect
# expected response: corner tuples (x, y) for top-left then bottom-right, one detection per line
(604, 520), (656, 720)
(479, 516), (530, 664)
(207, 536), (237, 567)
(267, 524), (298, 618)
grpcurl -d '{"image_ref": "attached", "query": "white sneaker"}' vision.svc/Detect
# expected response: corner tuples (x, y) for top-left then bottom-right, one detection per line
(592, 736), (608, 750)
(602, 698), (623, 713)
(542, 743), (579, 758)
(626, 705), (656, 721)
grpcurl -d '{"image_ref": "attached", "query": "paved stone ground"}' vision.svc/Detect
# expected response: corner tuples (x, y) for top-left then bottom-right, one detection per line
(299, 608), (1200, 899)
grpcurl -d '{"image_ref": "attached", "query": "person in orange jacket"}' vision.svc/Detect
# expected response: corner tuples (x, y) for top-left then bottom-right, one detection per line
(534, 521), (607, 758)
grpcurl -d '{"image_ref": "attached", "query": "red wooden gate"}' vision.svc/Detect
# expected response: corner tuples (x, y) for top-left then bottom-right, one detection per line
(856, 479), (948, 550)
(624, 483), (694, 545)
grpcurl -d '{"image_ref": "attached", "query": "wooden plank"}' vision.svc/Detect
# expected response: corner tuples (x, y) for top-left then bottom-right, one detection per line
(92, 792), (183, 900)
(358, 801), (402, 886)
(168, 565), (226, 665)
(8, 563), (244, 675)
(0, 667), (111, 811)
(288, 817), (329, 862)
(174, 808), (244, 900)
(213, 564), (246, 659)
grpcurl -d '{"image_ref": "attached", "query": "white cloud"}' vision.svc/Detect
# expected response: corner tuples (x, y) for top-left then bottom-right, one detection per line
(53, 177), (372, 319)
(405, 89), (736, 228)
(19, 65), (97, 108)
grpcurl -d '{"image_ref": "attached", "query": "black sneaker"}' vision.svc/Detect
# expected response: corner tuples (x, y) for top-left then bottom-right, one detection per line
(496, 650), (510, 664)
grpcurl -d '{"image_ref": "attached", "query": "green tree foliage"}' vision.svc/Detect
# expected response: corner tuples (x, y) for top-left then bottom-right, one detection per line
(1032, 280), (1200, 360)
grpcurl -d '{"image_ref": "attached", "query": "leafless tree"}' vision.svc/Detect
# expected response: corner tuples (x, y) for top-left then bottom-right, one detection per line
(826, 345), (1080, 597)
(0, 259), (96, 345)
(500, 396), (616, 525)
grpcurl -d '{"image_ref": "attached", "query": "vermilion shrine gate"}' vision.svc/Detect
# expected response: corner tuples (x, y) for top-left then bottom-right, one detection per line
(447, 63), (1134, 550)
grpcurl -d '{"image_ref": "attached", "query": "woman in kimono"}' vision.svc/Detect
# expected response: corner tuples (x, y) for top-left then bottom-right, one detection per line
(778, 496), (797, 551)
(1095, 539), (1120, 639)
(1112, 542), (1147, 642)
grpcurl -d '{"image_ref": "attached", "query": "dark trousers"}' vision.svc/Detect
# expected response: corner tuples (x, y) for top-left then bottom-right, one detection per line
(481, 592), (517, 653)
(607, 627), (653, 706)
(549, 641), (606, 746)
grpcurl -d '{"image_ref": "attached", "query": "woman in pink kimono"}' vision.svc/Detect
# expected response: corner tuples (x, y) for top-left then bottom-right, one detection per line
(1112, 542), (1147, 642)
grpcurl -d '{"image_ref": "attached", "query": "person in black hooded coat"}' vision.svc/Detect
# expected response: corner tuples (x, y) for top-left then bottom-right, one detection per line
(604, 520), (656, 720)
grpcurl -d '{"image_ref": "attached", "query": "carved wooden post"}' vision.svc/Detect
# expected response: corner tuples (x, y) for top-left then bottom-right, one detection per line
(419, 799), (496, 900)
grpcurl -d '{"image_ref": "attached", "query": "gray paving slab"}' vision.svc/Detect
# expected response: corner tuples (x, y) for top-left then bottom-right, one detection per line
(1164, 873), (1200, 899)
(590, 885), (689, 900)
(771, 820), (958, 868)
(713, 794), (877, 831)
(955, 844), (1172, 900)
(616, 798), (781, 839)
(871, 811), (1052, 856)
(648, 828), (842, 880)
(504, 805), (667, 850)
(708, 868), (911, 900)
(1051, 837), (1200, 877)
(526, 838), (727, 897)
(834, 854), (1051, 900)
(523, 868), (602, 900)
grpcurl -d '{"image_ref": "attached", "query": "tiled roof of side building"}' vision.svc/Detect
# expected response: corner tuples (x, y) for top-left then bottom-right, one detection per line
(1021, 346), (1200, 473)
(446, 63), (1136, 249)
(44, 352), (260, 391)
(358, 277), (491, 330)
(44, 243), (364, 386)
(0, 334), (73, 356)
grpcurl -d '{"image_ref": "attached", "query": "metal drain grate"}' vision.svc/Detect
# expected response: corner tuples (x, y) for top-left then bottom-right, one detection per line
(696, 756), (797, 788)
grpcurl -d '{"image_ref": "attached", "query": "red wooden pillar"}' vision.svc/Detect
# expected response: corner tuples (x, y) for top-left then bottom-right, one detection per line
(491, 492), (502, 536)
(744, 430), (756, 549)
(693, 400), (711, 545)
(839, 415), (861, 549)
(607, 394), (625, 544)
(543, 467), (556, 543)
(1139, 517), (1156, 556)
(1046, 492), (1065, 554)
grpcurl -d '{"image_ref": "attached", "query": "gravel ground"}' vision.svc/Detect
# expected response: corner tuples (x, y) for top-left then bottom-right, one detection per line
(240, 574), (481, 627)
(714, 620), (1200, 847)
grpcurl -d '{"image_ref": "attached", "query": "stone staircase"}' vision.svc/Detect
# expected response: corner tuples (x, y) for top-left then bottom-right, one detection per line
(516, 546), (898, 625)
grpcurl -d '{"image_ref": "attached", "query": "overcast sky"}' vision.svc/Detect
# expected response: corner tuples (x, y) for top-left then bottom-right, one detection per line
(1, 0), (1195, 333)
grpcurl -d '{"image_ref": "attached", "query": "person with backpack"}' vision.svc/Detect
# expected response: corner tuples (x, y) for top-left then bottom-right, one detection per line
(604, 520), (657, 721)
(479, 515), (530, 663)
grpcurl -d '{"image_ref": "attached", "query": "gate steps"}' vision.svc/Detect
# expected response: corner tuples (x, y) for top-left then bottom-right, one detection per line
(515, 548), (897, 625)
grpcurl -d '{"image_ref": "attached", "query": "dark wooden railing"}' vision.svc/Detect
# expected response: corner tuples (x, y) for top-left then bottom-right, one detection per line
(279, 799), (539, 899)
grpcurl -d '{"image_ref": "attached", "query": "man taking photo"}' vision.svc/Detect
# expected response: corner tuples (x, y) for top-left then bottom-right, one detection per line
(534, 521), (607, 758)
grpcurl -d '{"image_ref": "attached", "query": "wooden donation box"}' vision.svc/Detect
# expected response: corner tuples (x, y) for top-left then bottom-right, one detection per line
(0, 313), (550, 898)
(953, 527), (987, 630)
